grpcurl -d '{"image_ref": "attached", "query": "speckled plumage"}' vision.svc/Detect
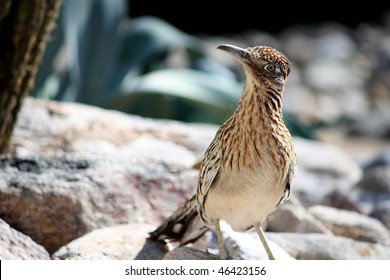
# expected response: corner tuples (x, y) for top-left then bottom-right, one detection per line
(149, 44), (296, 259)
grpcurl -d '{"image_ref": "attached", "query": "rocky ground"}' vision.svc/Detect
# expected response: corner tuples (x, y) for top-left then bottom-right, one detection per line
(1, 97), (390, 260)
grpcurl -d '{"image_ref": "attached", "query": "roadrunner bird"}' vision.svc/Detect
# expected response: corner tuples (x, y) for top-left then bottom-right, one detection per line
(149, 44), (297, 260)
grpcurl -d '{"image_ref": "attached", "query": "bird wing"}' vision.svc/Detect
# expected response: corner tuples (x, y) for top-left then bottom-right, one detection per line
(277, 154), (297, 207)
(196, 136), (222, 209)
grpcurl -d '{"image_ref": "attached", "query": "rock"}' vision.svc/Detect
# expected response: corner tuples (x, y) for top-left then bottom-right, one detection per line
(0, 219), (49, 260)
(347, 112), (390, 139)
(350, 188), (390, 215)
(284, 62), (369, 124)
(2, 96), (388, 260)
(268, 233), (390, 260)
(266, 196), (332, 234)
(160, 221), (294, 260)
(293, 137), (362, 207)
(312, 25), (358, 62)
(322, 189), (362, 212)
(52, 223), (167, 260)
(119, 135), (196, 167)
(9, 97), (212, 160)
(370, 202), (390, 230)
(363, 149), (390, 170)
(64, 253), (109, 260)
(220, 221), (295, 260)
(0, 155), (197, 253)
(283, 85), (319, 123)
(282, 25), (371, 123)
(163, 247), (217, 260)
(308, 205), (390, 244)
(350, 150), (390, 214)
(358, 166), (390, 193)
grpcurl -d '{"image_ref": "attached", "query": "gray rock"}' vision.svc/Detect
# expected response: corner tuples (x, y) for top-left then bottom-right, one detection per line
(370, 202), (390, 230)
(322, 189), (362, 212)
(348, 113), (390, 139)
(283, 85), (319, 122)
(350, 188), (390, 215)
(0, 219), (49, 260)
(10, 97), (211, 161)
(64, 252), (109, 260)
(220, 221), (295, 260)
(293, 137), (362, 207)
(3, 96), (387, 260)
(52, 223), (167, 260)
(266, 196), (332, 234)
(268, 233), (390, 260)
(280, 29), (315, 64)
(312, 25), (358, 61)
(364, 149), (390, 170)
(282, 24), (371, 124)
(0, 155), (197, 253)
(358, 166), (390, 193)
(281, 23), (358, 64)
(308, 205), (390, 244)
(304, 60), (364, 91)
(163, 246), (217, 260)
(351, 154), (390, 214)
(160, 221), (294, 260)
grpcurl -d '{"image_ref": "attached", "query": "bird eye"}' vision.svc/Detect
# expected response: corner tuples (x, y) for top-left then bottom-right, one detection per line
(264, 64), (275, 72)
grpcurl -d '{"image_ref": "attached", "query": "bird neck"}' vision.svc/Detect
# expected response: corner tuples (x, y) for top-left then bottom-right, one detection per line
(235, 80), (284, 124)
(219, 79), (289, 172)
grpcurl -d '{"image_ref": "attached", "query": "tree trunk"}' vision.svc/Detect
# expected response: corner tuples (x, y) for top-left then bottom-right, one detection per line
(0, 0), (60, 153)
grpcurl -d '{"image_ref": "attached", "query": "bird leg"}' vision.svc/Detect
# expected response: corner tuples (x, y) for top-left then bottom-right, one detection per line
(254, 224), (275, 260)
(215, 219), (227, 259)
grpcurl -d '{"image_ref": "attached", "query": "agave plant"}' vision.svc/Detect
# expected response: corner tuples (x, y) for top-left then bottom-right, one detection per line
(32, 0), (314, 137)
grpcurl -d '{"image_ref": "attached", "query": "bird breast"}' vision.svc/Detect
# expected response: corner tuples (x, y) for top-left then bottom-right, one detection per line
(203, 160), (287, 232)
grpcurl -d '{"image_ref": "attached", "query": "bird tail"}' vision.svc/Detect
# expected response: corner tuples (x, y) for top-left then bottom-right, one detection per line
(149, 195), (208, 245)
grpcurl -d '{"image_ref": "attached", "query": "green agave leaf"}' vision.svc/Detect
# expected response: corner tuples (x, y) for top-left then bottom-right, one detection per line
(117, 68), (241, 107)
(31, 9), (64, 98)
(117, 16), (201, 75)
(115, 16), (236, 85)
(63, 0), (128, 105)
(129, 16), (194, 40)
(96, 15), (214, 104)
(107, 68), (243, 123)
(191, 56), (237, 79)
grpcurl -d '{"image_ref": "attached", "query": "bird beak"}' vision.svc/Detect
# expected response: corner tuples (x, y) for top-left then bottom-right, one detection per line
(217, 44), (250, 62)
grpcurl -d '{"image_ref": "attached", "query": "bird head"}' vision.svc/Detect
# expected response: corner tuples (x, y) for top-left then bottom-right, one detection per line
(217, 44), (291, 92)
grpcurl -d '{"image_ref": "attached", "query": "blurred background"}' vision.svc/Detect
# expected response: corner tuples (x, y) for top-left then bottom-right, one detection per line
(31, 0), (390, 162)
